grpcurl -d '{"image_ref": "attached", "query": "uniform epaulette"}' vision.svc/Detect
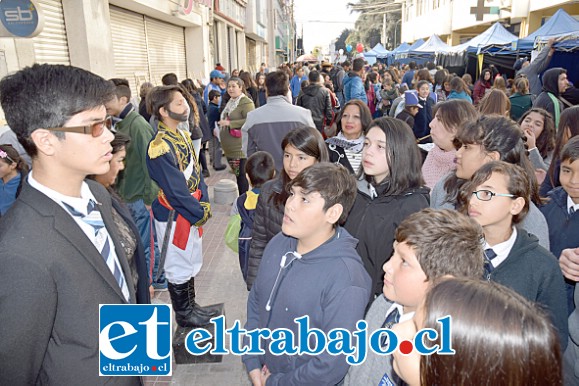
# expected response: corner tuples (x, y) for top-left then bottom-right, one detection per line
(148, 132), (171, 159)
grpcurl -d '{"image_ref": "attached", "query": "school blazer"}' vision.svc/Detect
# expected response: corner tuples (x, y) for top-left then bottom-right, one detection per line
(0, 180), (141, 385)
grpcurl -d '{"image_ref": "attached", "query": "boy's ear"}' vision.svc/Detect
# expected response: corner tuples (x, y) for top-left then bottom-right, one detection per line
(488, 151), (500, 161)
(159, 106), (169, 120)
(510, 196), (525, 216)
(31, 129), (58, 156)
(325, 203), (343, 225)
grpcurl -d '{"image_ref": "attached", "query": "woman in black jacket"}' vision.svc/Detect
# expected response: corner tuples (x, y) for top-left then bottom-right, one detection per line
(245, 126), (329, 290)
(326, 99), (372, 175)
(344, 117), (429, 296)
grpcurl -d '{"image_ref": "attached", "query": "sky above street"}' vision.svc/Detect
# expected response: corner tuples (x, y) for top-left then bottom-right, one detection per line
(293, 0), (358, 54)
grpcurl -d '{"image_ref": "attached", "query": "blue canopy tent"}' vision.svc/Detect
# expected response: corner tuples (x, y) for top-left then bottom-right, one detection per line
(387, 42), (410, 66)
(395, 39), (425, 65)
(517, 9), (579, 52)
(408, 34), (451, 63)
(365, 43), (390, 65)
(365, 50), (377, 65)
(371, 43), (390, 58)
(441, 22), (517, 67)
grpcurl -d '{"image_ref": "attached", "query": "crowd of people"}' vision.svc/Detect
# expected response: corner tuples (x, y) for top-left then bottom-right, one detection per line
(0, 50), (577, 385)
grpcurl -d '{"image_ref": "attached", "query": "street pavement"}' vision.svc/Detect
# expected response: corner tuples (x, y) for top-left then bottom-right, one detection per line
(144, 166), (250, 386)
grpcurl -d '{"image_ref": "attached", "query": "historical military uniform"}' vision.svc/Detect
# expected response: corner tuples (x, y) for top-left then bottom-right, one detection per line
(146, 122), (216, 327)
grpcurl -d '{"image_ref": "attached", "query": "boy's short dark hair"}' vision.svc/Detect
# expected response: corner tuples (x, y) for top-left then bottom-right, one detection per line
(352, 58), (365, 72)
(161, 73), (179, 86)
(0, 64), (115, 158)
(287, 163), (356, 225)
(561, 136), (579, 164)
(416, 80), (429, 90)
(245, 151), (275, 188)
(265, 71), (289, 97)
(208, 90), (221, 101)
(110, 78), (131, 100)
(396, 209), (484, 281)
(308, 71), (320, 83)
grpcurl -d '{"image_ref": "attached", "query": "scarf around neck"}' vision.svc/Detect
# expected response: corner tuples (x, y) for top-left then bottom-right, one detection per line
(326, 131), (365, 153)
(221, 94), (244, 120)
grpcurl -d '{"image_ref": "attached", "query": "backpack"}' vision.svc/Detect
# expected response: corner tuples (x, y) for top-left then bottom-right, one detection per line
(330, 67), (342, 92)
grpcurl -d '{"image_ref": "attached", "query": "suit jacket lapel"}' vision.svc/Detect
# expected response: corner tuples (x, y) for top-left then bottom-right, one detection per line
(19, 181), (130, 303)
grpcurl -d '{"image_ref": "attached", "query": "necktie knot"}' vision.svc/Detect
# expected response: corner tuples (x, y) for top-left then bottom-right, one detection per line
(381, 308), (401, 347)
(483, 248), (496, 279)
(485, 248), (497, 260)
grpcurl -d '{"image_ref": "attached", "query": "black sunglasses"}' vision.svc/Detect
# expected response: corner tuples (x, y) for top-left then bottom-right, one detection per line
(45, 116), (113, 138)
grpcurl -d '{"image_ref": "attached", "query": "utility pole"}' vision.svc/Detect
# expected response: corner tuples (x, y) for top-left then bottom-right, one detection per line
(382, 13), (387, 46)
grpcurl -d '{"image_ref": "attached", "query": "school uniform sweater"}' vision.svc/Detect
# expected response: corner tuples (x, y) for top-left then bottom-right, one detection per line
(540, 187), (579, 314)
(489, 230), (568, 350)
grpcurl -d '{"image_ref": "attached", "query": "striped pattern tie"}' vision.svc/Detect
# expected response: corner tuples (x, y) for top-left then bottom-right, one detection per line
(483, 248), (496, 280)
(380, 308), (400, 347)
(63, 200), (130, 302)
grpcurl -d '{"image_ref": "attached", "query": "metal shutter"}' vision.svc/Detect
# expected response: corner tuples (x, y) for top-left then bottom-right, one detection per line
(109, 6), (149, 99)
(246, 38), (256, 73)
(145, 17), (186, 85)
(33, 0), (70, 64)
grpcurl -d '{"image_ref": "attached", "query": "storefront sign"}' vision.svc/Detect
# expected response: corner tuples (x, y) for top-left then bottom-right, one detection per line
(0, 0), (44, 38)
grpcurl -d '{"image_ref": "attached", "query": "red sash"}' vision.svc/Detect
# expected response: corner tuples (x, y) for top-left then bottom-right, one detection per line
(159, 189), (203, 250)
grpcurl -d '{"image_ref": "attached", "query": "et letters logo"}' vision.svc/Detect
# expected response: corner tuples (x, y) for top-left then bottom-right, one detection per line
(99, 304), (172, 376)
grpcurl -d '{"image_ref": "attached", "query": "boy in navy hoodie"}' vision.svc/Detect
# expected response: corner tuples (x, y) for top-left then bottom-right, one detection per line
(243, 163), (371, 385)
(540, 136), (579, 315)
(460, 160), (568, 350)
(206, 89), (225, 170)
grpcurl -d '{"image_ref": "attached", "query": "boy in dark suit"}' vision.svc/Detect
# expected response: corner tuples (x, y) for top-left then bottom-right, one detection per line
(0, 64), (142, 385)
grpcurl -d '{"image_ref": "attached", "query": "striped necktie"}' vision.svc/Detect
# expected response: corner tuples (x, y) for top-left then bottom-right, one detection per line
(571, 207), (576, 215)
(483, 248), (497, 280)
(63, 200), (130, 302)
(380, 308), (401, 347)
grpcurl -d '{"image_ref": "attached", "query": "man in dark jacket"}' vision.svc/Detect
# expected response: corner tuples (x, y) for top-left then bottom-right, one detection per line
(516, 38), (555, 96)
(533, 67), (569, 127)
(296, 70), (333, 133)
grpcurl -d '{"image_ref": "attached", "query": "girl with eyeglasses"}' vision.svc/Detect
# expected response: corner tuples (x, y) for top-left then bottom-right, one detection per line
(454, 161), (568, 351)
(430, 115), (550, 249)
(0, 144), (28, 216)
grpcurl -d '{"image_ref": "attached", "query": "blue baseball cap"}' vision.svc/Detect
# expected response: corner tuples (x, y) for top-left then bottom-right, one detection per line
(404, 90), (422, 108)
(210, 70), (225, 79)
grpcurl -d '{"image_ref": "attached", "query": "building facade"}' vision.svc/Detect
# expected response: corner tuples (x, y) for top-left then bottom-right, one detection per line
(267, 0), (295, 67)
(0, 0), (213, 98)
(245, 0), (268, 73)
(400, 0), (578, 45)
(212, 0), (247, 74)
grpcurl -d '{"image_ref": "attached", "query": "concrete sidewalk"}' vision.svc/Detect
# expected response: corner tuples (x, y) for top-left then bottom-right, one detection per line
(144, 167), (250, 386)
